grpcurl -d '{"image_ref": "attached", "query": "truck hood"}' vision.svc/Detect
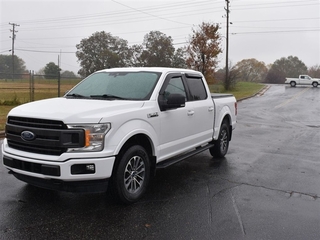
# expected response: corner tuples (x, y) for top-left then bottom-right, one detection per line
(8, 98), (145, 124)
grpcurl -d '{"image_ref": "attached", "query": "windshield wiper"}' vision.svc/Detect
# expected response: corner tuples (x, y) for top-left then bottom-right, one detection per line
(90, 94), (125, 100)
(66, 93), (88, 98)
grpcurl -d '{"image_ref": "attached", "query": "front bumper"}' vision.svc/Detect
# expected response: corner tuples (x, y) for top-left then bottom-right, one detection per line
(2, 139), (116, 193)
(10, 171), (109, 193)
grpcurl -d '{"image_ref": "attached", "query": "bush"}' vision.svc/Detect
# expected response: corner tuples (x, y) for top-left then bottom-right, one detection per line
(0, 94), (22, 106)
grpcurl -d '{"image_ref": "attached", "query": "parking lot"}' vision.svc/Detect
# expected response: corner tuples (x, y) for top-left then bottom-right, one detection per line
(1, 84), (319, 239)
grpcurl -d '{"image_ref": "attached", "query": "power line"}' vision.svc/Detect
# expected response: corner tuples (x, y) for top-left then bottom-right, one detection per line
(1, 0), (317, 38)
(235, 17), (319, 23)
(15, 48), (75, 54)
(232, 29), (320, 35)
(1, 0), (315, 29)
(0, 50), (11, 54)
(0, 0), (221, 27)
(232, 0), (318, 10)
(111, 0), (191, 26)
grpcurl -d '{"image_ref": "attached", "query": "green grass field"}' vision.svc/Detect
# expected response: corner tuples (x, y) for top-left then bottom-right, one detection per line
(0, 80), (265, 131)
(211, 81), (265, 100)
(0, 78), (81, 130)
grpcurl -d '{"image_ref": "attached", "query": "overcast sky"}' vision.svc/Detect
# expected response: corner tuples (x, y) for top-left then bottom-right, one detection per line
(1, 0), (319, 75)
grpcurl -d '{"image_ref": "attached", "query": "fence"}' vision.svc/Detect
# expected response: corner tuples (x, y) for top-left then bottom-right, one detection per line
(0, 72), (83, 104)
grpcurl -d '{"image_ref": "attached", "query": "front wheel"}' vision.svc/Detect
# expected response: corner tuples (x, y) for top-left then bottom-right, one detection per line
(312, 82), (318, 87)
(113, 145), (150, 204)
(290, 81), (296, 87)
(209, 121), (230, 158)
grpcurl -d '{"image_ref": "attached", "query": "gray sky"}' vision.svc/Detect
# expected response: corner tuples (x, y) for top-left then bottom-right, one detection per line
(1, 0), (319, 75)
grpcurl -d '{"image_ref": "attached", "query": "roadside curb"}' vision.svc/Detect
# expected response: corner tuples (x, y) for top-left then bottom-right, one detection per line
(237, 84), (270, 102)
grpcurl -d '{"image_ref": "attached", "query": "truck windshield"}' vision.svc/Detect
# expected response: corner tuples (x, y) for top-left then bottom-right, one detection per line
(66, 71), (161, 100)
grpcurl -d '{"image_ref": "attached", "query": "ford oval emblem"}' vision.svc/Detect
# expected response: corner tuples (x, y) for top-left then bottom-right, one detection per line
(21, 131), (36, 141)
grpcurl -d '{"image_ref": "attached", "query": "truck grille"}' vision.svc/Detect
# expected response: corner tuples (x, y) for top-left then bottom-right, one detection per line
(8, 116), (66, 129)
(6, 117), (85, 156)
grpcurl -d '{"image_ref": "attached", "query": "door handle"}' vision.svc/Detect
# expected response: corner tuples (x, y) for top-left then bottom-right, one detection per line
(208, 107), (214, 112)
(187, 110), (195, 116)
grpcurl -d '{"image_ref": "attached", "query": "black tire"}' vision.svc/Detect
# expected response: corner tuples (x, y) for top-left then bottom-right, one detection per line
(312, 82), (318, 87)
(290, 81), (296, 87)
(113, 145), (150, 204)
(209, 121), (230, 158)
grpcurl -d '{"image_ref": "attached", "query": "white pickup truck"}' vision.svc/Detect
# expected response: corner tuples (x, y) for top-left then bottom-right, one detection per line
(2, 67), (237, 203)
(285, 75), (320, 87)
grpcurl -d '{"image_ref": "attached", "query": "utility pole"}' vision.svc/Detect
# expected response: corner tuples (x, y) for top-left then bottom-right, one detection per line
(9, 22), (19, 80)
(225, 0), (230, 89)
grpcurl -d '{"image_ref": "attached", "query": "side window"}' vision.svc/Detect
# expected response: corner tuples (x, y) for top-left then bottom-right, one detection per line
(186, 77), (207, 101)
(163, 77), (187, 100)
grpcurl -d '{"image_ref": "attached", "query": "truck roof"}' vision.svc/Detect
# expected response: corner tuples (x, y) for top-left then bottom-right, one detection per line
(96, 67), (201, 75)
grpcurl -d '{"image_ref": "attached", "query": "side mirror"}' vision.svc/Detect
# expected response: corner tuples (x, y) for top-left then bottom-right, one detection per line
(159, 93), (185, 111)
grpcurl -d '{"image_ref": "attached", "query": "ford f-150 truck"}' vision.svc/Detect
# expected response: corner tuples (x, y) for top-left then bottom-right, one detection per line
(285, 75), (320, 87)
(2, 67), (237, 203)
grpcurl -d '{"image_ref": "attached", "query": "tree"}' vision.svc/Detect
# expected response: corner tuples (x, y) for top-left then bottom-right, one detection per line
(308, 65), (320, 78)
(61, 70), (77, 78)
(129, 31), (186, 68)
(44, 62), (61, 79)
(264, 68), (285, 84)
(186, 22), (222, 84)
(140, 31), (176, 67)
(172, 47), (187, 68)
(235, 58), (268, 82)
(0, 54), (27, 78)
(36, 67), (45, 75)
(215, 62), (240, 89)
(129, 44), (145, 67)
(76, 31), (131, 77)
(265, 56), (307, 83)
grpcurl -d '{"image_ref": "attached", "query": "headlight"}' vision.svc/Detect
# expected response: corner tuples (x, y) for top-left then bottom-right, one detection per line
(67, 123), (111, 152)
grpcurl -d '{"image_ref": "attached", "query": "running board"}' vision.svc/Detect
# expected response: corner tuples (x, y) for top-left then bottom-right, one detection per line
(156, 143), (214, 169)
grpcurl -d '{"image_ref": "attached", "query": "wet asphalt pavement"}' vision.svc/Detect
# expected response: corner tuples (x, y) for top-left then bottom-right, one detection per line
(0, 84), (319, 240)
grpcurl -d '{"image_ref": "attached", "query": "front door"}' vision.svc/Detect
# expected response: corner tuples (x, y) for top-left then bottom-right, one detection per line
(157, 74), (194, 161)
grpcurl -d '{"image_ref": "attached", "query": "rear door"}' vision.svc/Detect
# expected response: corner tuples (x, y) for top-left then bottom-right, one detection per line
(184, 74), (214, 144)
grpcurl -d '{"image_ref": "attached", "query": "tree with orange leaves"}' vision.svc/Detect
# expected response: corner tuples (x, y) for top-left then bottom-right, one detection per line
(186, 22), (222, 84)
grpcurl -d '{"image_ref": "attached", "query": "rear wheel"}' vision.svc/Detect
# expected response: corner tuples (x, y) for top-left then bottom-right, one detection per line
(210, 121), (230, 158)
(312, 82), (318, 87)
(113, 145), (150, 204)
(290, 81), (296, 87)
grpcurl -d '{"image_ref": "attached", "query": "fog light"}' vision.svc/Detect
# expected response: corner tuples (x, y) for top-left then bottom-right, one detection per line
(71, 164), (95, 175)
(86, 164), (95, 172)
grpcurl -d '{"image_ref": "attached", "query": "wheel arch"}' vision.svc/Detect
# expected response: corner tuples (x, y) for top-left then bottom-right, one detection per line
(221, 114), (233, 141)
(214, 105), (233, 141)
(113, 134), (157, 178)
